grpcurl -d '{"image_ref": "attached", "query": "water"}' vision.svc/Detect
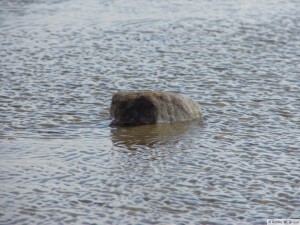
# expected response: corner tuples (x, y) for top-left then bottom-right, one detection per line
(1, 0), (300, 224)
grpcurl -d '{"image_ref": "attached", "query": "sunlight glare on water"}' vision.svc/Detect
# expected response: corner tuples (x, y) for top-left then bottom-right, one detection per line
(1, 0), (300, 224)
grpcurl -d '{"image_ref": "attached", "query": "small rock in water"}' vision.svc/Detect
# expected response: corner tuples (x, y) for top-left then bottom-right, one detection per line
(110, 91), (202, 126)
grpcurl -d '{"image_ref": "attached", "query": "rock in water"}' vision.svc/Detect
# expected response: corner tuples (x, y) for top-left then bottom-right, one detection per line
(110, 91), (202, 126)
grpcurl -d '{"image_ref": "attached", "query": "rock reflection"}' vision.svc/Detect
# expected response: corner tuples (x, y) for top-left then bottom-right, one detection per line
(111, 120), (202, 150)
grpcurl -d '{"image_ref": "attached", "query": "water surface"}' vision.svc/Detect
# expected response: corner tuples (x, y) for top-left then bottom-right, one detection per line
(1, 0), (300, 224)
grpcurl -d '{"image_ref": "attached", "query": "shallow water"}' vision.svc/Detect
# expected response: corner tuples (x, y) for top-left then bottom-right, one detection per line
(1, 0), (300, 224)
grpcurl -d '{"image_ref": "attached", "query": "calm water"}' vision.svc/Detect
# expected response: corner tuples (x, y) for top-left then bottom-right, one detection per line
(1, 0), (300, 224)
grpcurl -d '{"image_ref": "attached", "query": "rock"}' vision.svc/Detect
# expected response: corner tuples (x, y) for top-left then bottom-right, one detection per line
(110, 91), (202, 126)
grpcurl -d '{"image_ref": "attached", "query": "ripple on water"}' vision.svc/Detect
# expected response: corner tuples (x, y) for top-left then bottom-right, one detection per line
(1, 0), (300, 224)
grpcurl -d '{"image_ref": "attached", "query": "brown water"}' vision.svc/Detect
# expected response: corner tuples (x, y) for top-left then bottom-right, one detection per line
(1, 0), (300, 224)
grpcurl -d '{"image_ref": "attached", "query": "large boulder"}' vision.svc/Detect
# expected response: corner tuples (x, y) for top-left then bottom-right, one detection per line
(110, 91), (202, 126)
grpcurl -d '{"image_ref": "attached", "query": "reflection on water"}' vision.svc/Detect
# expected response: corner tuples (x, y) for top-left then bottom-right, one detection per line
(111, 120), (203, 150)
(1, 0), (300, 224)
